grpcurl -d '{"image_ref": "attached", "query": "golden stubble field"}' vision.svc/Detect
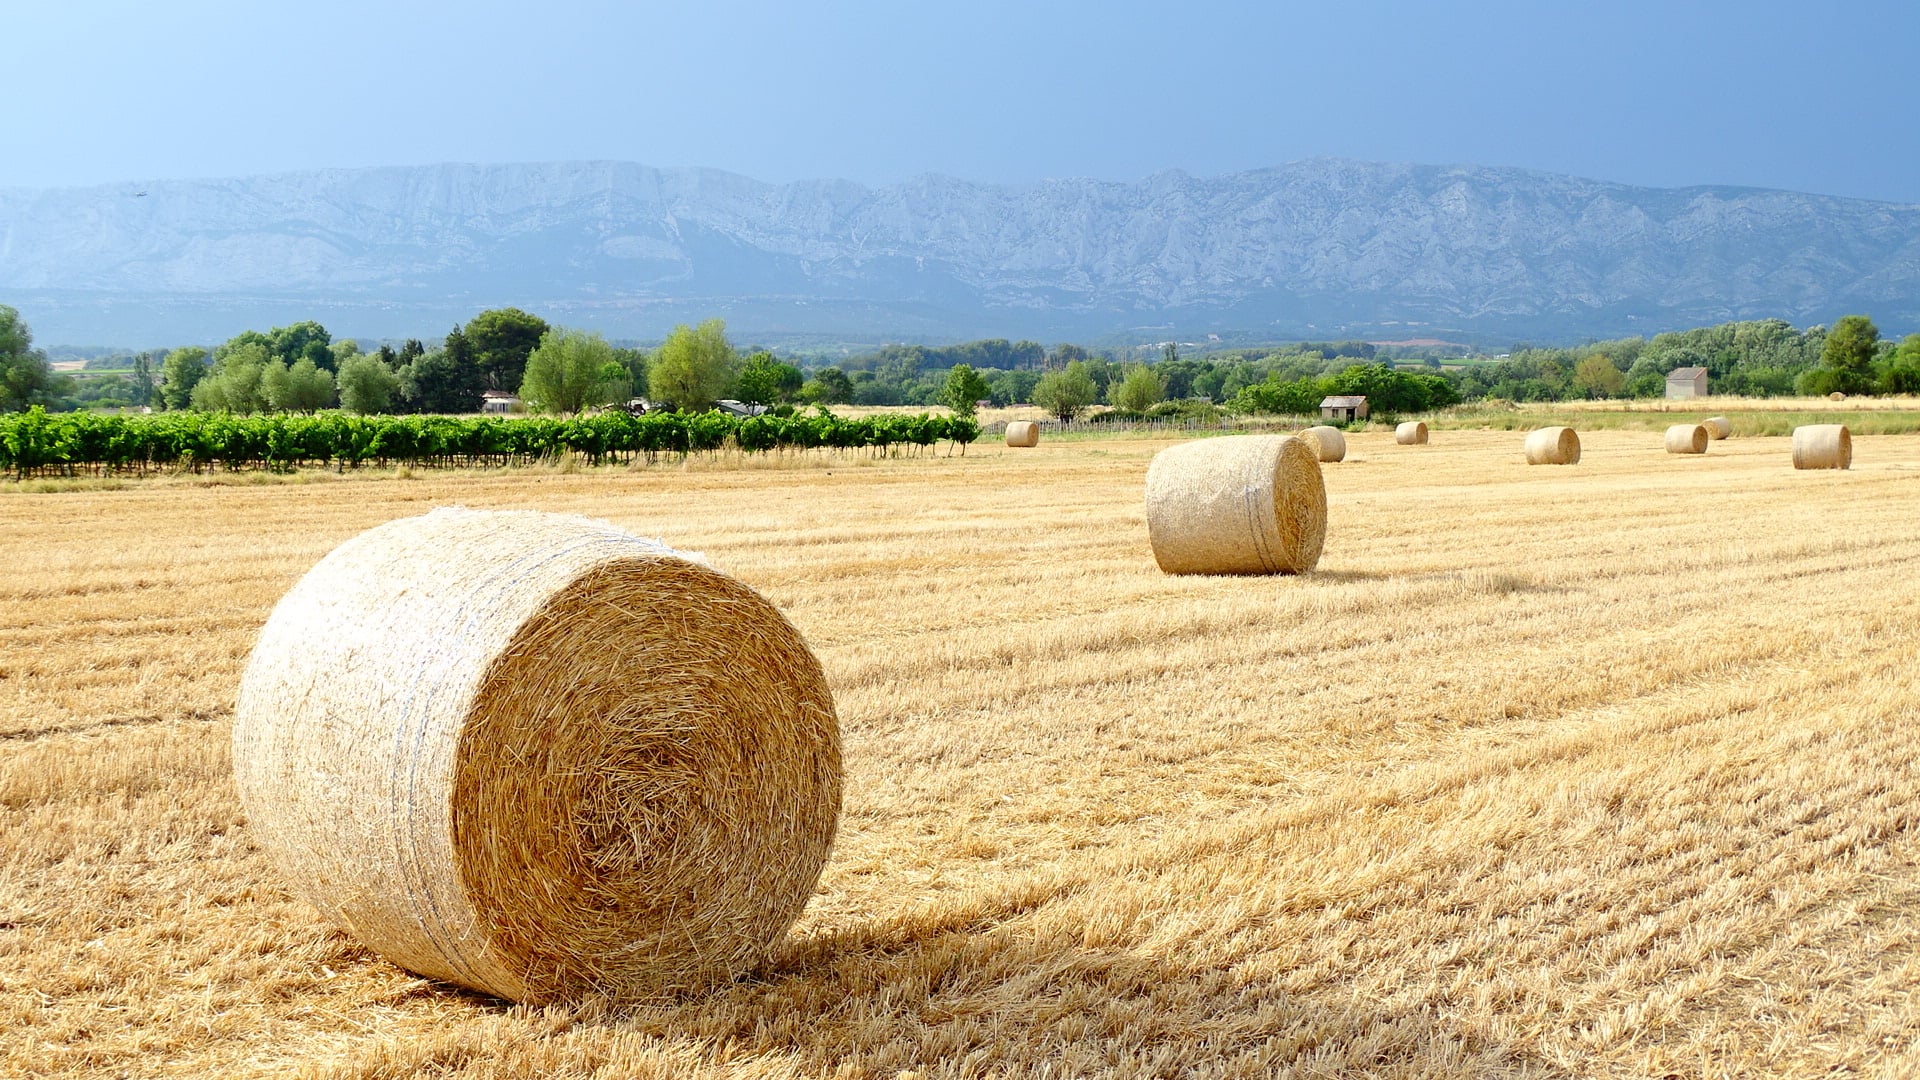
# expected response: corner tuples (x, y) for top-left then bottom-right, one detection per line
(3, 428), (1919, 1079)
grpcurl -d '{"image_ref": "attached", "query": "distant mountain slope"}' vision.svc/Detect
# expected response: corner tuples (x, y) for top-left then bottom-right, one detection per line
(3, 159), (1917, 344)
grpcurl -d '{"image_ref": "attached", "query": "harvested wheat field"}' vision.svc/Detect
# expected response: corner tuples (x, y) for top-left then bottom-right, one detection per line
(4, 427), (1920, 1079)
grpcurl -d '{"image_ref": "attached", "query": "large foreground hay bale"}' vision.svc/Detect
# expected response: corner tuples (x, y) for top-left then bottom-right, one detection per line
(1792, 424), (1852, 470)
(233, 508), (842, 1004)
(1301, 425), (1346, 462)
(1524, 427), (1581, 465)
(1701, 416), (1731, 440)
(1395, 421), (1429, 445)
(1005, 420), (1040, 447)
(1145, 435), (1326, 575)
(1665, 423), (1708, 454)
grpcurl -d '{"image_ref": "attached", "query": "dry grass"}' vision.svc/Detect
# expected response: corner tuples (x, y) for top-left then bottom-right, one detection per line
(4, 430), (1920, 1078)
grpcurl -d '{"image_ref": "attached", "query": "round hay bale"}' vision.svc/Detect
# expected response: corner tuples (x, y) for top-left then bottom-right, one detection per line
(1005, 420), (1040, 447)
(1301, 425), (1347, 462)
(1664, 423), (1708, 455)
(1524, 426), (1581, 465)
(1792, 424), (1851, 470)
(1145, 434), (1326, 575)
(1829, 391), (1846, 401)
(1394, 421), (1429, 445)
(1701, 416), (1731, 440)
(233, 508), (841, 1004)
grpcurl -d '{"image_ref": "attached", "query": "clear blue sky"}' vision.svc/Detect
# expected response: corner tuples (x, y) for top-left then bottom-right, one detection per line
(9, 0), (1918, 202)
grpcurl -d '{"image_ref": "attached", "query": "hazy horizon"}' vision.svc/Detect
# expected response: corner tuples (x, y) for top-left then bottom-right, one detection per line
(10, 154), (1918, 207)
(10, 1), (1919, 203)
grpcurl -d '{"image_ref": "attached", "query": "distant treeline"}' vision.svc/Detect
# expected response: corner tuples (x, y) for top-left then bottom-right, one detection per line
(7, 300), (1918, 423)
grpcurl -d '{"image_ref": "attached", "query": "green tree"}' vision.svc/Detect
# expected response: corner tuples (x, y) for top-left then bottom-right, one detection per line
(0, 306), (70, 412)
(1880, 333), (1920, 395)
(612, 346), (649, 398)
(129, 352), (157, 408)
(1052, 343), (1091, 367)
(801, 366), (854, 405)
(261, 356), (337, 412)
(647, 319), (739, 411)
(400, 329), (486, 413)
(464, 308), (550, 391)
(940, 364), (991, 417)
(337, 352), (403, 414)
(191, 344), (270, 413)
(519, 328), (623, 414)
(735, 351), (805, 405)
(1821, 315), (1880, 394)
(1163, 341), (1179, 366)
(1110, 363), (1166, 412)
(328, 339), (364, 370)
(1572, 355), (1626, 399)
(1033, 360), (1099, 420)
(157, 347), (209, 410)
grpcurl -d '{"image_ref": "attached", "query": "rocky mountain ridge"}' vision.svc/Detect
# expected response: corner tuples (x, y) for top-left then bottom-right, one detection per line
(3, 158), (1917, 344)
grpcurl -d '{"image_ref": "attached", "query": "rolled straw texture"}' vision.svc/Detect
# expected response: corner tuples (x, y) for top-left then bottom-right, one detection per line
(233, 508), (842, 1004)
(1702, 416), (1732, 440)
(1524, 426), (1581, 465)
(1301, 425), (1347, 462)
(1395, 421), (1429, 445)
(1829, 392), (1846, 401)
(1005, 420), (1040, 447)
(1792, 424), (1852, 470)
(1665, 424), (1708, 455)
(1145, 434), (1327, 575)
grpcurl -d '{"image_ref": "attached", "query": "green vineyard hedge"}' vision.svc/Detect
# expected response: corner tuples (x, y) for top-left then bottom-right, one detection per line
(0, 408), (982, 477)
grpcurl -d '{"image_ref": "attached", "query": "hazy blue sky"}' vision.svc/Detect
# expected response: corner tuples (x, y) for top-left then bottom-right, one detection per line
(9, 0), (1918, 201)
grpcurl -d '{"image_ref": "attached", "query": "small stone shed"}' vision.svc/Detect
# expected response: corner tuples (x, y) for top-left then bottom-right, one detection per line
(1666, 367), (1709, 400)
(1319, 395), (1369, 422)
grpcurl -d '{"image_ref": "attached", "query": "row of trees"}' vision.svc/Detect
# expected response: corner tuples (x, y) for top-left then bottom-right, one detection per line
(1454, 317), (1920, 402)
(134, 312), (797, 418)
(11, 303), (1920, 421)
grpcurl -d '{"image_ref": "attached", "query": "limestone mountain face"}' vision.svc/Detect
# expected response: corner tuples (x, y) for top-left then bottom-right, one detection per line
(3, 158), (1916, 343)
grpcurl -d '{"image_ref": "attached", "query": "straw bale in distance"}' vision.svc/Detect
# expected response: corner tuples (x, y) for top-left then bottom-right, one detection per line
(1301, 425), (1347, 462)
(1702, 416), (1732, 440)
(1829, 391), (1846, 401)
(1005, 421), (1040, 447)
(1145, 434), (1327, 575)
(1792, 424), (1852, 470)
(1395, 421), (1429, 445)
(232, 508), (842, 1004)
(1665, 423), (1709, 455)
(1524, 426), (1581, 465)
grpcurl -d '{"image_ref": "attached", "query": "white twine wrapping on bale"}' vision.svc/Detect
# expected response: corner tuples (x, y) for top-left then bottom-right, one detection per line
(1145, 434), (1327, 575)
(232, 508), (841, 1004)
